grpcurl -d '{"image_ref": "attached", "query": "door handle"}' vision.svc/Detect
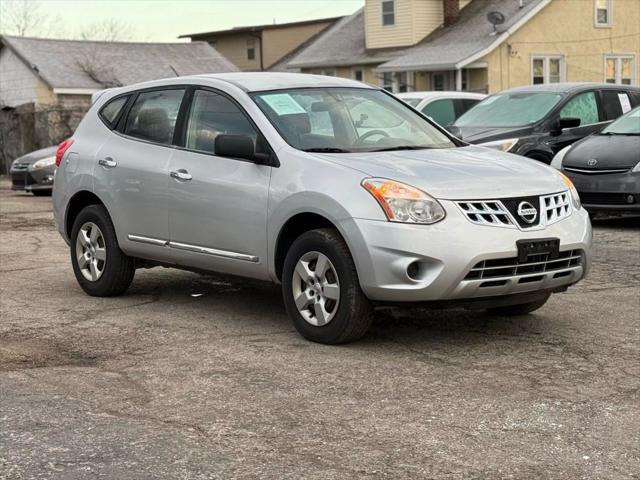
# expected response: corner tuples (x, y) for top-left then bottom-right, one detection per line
(170, 169), (192, 181)
(98, 157), (117, 168)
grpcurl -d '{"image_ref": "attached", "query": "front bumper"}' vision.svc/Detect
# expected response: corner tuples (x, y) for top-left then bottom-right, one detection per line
(342, 200), (592, 303)
(10, 168), (55, 192)
(564, 169), (640, 212)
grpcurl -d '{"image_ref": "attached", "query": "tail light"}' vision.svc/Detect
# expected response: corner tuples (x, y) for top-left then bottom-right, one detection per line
(55, 139), (74, 167)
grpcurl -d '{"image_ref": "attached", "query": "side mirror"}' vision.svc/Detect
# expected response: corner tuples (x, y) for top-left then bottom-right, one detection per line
(445, 125), (462, 139)
(214, 134), (271, 165)
(551, 117), (581, 136)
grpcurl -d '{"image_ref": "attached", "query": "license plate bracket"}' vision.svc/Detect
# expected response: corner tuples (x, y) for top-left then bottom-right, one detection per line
(516, 238), (560, 263)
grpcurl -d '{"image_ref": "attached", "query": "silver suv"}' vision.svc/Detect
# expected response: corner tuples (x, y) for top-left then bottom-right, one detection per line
(53, 73), (592, 344)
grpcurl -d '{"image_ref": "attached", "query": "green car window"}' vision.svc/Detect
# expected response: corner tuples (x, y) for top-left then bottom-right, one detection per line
(560, 91), (599, 125)
(422, 99), (456, 126)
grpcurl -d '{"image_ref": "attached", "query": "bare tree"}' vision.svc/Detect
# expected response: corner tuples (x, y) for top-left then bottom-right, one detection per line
(0, 0), (48, 36)
(80, 19), (133, 42)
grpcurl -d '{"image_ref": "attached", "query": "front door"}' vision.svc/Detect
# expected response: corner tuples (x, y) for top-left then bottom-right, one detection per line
(168, 88), (272, 280)
(94, 88), (185, 259)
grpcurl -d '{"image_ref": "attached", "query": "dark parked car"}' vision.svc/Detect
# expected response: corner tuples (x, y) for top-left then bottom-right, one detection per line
(10, 145), (57, 196)
(551, 106), (640, 213)
(450, 83), (640, 163)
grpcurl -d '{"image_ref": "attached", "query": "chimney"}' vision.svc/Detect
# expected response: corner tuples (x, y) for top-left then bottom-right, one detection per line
(443, 0), (460, 26)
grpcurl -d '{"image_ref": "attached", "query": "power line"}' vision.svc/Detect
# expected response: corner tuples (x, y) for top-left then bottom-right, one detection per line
(511, 31), (640, 45)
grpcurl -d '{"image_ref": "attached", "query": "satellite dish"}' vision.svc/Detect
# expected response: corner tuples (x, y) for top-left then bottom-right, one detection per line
(486, 11), (506, 32)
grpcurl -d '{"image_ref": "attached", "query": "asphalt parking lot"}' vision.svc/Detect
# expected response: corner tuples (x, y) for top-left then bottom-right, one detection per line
(1, 178), (638, 480)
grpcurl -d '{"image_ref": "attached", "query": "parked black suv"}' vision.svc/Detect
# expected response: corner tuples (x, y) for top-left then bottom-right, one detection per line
(450, 83), (640, 163)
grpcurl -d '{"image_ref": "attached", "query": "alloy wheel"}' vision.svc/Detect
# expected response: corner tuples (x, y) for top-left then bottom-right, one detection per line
(75, 222), (106, 282)
(291, 251), (340, 326)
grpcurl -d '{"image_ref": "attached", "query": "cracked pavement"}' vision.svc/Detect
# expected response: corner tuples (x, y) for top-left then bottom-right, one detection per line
(1, 179), (638, 479)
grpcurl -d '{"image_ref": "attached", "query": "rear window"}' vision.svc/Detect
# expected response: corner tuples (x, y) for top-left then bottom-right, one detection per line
(124, 89), (185, 145)
(99, 96), (129, 128)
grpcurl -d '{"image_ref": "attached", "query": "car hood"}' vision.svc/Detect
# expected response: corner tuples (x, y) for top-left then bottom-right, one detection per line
(454, 126), (534, 144)
(314, 145), (566, 200)
(564, 134), (640, 170)
(14, 146), (58, 165)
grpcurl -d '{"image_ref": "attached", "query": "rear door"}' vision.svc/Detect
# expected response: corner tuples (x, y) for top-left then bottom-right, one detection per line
(94, 87), (185, 258)
(167, 88), (272, 280)
(546, 90), (604, 153)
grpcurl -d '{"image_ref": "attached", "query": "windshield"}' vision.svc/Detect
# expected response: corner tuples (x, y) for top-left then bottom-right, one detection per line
(601, 107), (640, 135)
(454, 92), (563, 128)
(251, 88), (455, 152)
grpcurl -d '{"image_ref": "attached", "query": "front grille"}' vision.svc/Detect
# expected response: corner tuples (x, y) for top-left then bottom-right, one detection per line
(579, 192), (637, 205)
(11, 173), (26, 189)
(456, 191), (572, 230)
(464, 249), (583, 281)
(457, 201), (513, 227)
(564, 167), (630, 175)
(12, 162), (30, 171)
(542, 192), (571, 225)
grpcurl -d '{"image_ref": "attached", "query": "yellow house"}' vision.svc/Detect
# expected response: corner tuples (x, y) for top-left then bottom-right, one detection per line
(284, 0), (640, 94)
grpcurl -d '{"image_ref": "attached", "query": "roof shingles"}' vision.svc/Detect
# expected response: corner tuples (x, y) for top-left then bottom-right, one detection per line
(1, 36), (238, 90)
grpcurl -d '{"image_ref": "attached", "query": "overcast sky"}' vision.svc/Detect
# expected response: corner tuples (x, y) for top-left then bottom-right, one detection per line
(0, 0), (364, 41)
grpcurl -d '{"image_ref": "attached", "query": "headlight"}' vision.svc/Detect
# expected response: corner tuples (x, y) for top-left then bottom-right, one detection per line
(550, 145), (572, 170)
(479, 138), (519, 152)
(632, 162), (640, 172)
(362, 178), (446, 224)
(559, 172), (581, 209)
(31, 156), (56, 170)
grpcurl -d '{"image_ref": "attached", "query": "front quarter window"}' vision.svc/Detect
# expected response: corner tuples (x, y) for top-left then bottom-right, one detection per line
(252, 88), (455, 152)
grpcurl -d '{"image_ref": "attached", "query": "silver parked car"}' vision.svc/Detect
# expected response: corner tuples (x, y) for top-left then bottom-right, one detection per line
(10, 145), (58, 195)
(53, 73), (592, 344)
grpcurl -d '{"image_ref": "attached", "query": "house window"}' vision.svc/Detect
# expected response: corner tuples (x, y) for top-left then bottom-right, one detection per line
(352, 68), (364, 82)
(247, 38), (256, 60)
(605, 55), (635, 85)
(382, 0), (395, 26)
(531, 56), (565, 84)
(381, 72), (393, 91)
(595, 0), (612, 27)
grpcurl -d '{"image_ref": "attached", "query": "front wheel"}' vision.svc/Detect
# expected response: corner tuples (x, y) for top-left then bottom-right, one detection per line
(282, 228), (373, 344)
(70, 204), (135, 297)
(486, 293), (551, 316)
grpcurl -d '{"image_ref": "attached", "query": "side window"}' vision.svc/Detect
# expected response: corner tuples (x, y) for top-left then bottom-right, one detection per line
(185, 90), (257, 154)
(422, 99), (456, 126)
(559, 91), (599, 125)
(124, 89), (184, 145)
(600, 90), (626, 120)
(99, 96), (128, 127)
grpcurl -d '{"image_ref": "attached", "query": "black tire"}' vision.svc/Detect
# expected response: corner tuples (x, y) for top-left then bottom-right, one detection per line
(282, 228), (374, 344)
(486, 293), (551, 316)
(32, 190), (52, 197)
(70, 204), (135, 297)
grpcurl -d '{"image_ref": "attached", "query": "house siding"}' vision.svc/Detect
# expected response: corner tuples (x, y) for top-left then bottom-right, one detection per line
(365, 0), (472, 49)
(204, 33), (263, 71)
(484, 0), (640, 93)
(261, 21), (334, 69)
(0, 48), (55, 107)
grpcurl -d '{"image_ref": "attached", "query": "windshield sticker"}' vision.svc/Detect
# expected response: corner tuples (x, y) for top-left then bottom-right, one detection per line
(261, 93), (307, 115)
(618, 93), (632, 113)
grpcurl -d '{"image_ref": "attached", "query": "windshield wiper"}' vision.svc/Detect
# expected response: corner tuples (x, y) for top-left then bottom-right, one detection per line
(370, 145), (434, 152)
(302, 147), (353, 153)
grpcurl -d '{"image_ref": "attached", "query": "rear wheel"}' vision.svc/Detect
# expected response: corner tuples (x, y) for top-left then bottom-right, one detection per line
(70, 205), (135, 297)
(486, 293), (551, 316)
(282, 228), (373, 344)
